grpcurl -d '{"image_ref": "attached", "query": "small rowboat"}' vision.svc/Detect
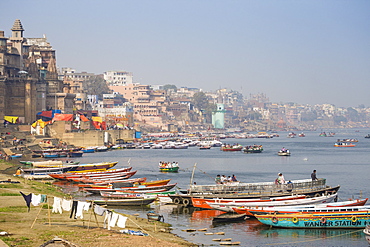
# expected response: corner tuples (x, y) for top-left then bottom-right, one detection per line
(93, 197), (157, 206)
(334, 142), (356, 147)
(159, 166), (179, 172)
(220, 145), (243, 152)
(278, 150), (290, 156)
(212, 213), (248, 223)
(147, 210), (164, 221)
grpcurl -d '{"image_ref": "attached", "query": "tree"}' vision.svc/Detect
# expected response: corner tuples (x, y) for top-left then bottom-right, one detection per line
(83, 75), (112, 98)
(163, 84), (177, 92)
(192, 92), (209, 111)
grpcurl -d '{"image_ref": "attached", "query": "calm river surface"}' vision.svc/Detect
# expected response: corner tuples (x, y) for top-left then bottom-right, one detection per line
(70, 129), (370, 246)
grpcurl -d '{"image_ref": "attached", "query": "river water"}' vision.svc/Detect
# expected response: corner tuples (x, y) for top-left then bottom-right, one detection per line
(67, 129), (370, 246)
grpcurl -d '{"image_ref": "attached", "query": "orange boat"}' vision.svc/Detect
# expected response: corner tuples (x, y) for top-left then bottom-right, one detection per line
(135, 179), (171, 186)
(334, 142), (356, 147)
(191, 194), (307, 209)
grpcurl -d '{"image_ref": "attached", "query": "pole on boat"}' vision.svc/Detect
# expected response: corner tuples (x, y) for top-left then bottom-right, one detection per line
(189, 163), (197, 191)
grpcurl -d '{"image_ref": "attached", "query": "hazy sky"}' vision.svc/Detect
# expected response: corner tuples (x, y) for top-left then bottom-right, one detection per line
(2, 1), (370, 107)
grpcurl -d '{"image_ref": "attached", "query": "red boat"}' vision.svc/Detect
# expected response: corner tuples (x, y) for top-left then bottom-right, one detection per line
(64, 171), (137, 183)
(77, 177), (147, 188)
(49, 166), (131, 180)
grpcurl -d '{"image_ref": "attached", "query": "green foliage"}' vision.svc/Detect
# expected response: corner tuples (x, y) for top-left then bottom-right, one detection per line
(163, 84), (177, 92)
(0, 206), (27, 213)
(82, 75), (112, 98)
(0, 193), (20, 196)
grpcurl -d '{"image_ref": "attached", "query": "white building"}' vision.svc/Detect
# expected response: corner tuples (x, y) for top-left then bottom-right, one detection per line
(104, 71), (133, 86)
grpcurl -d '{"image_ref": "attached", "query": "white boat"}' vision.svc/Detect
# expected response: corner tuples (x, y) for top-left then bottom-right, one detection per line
(207, 193), (338, 212)
(364, 225), (370, 245)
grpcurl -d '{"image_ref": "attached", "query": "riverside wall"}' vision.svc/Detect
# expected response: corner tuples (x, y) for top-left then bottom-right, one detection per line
(45, 121), (136, 147)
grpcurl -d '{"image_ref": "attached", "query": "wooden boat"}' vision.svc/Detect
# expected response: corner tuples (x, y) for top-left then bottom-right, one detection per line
(192, 194), (308, 210)
(49, 166), (130, 180)
(278, 150), (290, 156)
(68, 151), (84, 157)
(159, 162), (179, 172)
(42, 153), (59, 158)
(137, 179), (171, 186)
(21, 166), (76, 175)
(147, 211), (164, 221)
(93, 197), (157, 206)
(220, 145), (243, 152)
(81, 147), (96, 153)
(363, 225), (370, 245)
(83, 183), (177, 194)
(10, 153), (23, 158)
(242, 145), (263, 153)
(76, 178), (147, 187)
(30, 160), (80, 168)
(212, 213), (248, 223)
(206, 194), (338, 212)
(199, 145), (211, 150)
(232, 198), (368, 216)
(64, 171), (137, 183)
(100, 191), (153, 199)
(255, 208), (370, 228)
(170, 178), (340, 207)
(159, 166), (179, 172)
(67, 161), (118, 173)
(334, 142), (356, 147)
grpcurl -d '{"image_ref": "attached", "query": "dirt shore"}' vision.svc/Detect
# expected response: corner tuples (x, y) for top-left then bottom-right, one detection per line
(0, 161), (196, 247)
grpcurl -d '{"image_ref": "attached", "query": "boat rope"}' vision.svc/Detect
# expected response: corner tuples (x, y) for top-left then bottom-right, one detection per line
(126, 215), (153, 238)
(195, 167), (215, 180)
(264, 228), (364, 245)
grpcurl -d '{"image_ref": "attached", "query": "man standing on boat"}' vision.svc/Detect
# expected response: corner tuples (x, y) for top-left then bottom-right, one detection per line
(311, 170), (318, 181)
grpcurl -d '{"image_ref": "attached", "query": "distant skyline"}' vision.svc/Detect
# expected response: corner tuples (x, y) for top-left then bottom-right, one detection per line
(2, 0), (370, 108)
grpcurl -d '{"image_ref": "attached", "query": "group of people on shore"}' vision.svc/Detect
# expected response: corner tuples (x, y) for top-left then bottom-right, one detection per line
(215, 174), (238, 184)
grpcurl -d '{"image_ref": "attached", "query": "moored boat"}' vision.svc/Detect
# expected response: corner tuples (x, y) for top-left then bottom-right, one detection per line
(93, 197), (157, 206)
(169, 178), (340, 207)
(242, 145), (263, 153)
(212, 213), (248, 223)
(255, 209), (370, 228)
(220, 144), (243, 152)
(232, 198), (369, 216)
(206, 193), (338, 212)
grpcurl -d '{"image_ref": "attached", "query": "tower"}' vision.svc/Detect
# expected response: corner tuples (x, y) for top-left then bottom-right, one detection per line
(212, 103), (226, 129)
(9, 19), (25, 68)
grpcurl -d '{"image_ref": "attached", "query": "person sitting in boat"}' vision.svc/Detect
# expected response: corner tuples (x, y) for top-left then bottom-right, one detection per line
(286, 180), (293, 192)
(215, 174), (221, 184)
(231, 174), (238, 182)
(220, 175), (227, 184)
(281, 147), (286, 152)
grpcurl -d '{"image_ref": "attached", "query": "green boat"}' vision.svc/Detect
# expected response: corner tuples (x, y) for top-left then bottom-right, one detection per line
(159, 166), (179, 172)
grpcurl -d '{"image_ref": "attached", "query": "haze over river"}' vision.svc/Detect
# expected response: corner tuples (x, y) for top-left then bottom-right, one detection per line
(71, 129), (370, 246)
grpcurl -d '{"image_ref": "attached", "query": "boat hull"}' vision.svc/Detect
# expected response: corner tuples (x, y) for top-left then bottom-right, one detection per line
(256, 213), (370, 228)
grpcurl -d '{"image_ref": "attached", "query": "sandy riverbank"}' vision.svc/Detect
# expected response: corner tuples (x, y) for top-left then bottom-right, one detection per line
(0, 161), (196, 247)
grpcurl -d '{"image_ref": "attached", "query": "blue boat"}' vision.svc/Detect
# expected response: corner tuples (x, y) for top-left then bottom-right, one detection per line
(43, 153), (59, 158)
(255, 211), (370, 228)
(82, 148), (95, 153)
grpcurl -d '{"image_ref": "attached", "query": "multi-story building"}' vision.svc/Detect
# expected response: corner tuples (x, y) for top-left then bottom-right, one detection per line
(104, 71), (133, 86)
